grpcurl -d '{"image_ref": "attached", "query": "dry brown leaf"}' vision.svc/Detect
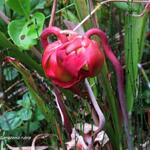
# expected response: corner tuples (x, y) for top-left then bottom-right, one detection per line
(66, 123), (109, 149)
(66, 128), (88, 150)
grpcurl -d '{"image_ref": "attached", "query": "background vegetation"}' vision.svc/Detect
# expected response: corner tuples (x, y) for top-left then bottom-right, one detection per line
(0, 0), (150, 149)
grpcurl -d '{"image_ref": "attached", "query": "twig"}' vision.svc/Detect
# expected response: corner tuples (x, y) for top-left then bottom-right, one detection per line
(73, 0), (150, 31)
(45, 3), (75, 19)
(88, 0), (97, 27)
(49, 0), (57, 27)
(140, 61), (150, 67)
(31, 134), (49, 150)
(4, 79), (23, 93)
(132, 2), (150, 17)
(138, 64), (150, 89)
(0, 10), (10, 24)
(31, 47), (42, 60)
(0, 54), (4, 100)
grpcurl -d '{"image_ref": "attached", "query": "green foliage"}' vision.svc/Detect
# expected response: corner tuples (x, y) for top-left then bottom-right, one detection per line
(8, 59), (56, 129)
(17, 92), (36, 108)
(34, 108), (45, 121)
(3, 66), (19, 81)
(26, 121), (40, 133)
(8, 12), (45, 50)
(0, 111), (23, 131)
(125, 12), (148, 112)
(113, 2), (140, 11)
(62, 10), (79, 23)
(17, 108), (32, 121)
(0, 91), (45, 133)
(31, 0), (46, 11)
(113, 2), (129, 10)
(0, 31), (43, 74)
(0, 0), (4, 11)
(74, 0), (93, 30)
(0, 31), (17, 50)
(17, 91), (45, 121)
(144, 90), (150, 104)
(5, 0), (30, 18)
(0, 0), (150, 149)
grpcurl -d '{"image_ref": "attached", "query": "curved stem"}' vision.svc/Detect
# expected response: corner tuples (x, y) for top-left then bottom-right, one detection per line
(85, 79), (105, 149)
(86, 28), (132, 149)
(41, 27), (68, 49)
(31, 134), (49, 150)
(52, 86), (72, 139)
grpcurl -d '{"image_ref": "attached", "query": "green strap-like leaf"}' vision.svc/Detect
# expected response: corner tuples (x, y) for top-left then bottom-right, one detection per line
(125, 12), (148, 112)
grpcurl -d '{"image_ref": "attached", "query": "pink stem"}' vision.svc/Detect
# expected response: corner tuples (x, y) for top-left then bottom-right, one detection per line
(0, 10), (10, 24)
(85, 79), (105, 149)
(145, 3), (150, 11)
(86, 28), (132, 149)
